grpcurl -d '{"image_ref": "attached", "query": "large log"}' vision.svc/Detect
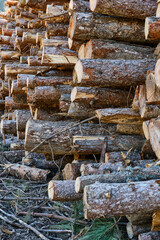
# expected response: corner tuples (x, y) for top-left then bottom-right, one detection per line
(96, 108), (142, 124)
(76, 166), (160, 193)
(90, 0), (156, 20)
(73, 59), (155, 88)
(48, 180), (82, 201)
(24, 119), (136, 154)
(1, 120), (17, 135)
(45, 22), (68, 37)
(85, 39), (154, 59)
(71, 87), (133, 107)
(68, 102), (95, 118)
(68, 12), (152, 44)
(83, 180), (160, 219)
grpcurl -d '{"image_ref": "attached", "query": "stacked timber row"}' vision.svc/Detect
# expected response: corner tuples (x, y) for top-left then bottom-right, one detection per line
(1, 0), (160, 239)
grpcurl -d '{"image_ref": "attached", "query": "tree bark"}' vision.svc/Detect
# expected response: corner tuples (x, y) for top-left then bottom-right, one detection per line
(68, 0), (90, 14)
(6, 164), (51, 182)
(68, 12), (152, 44)
(117, 124), (143, 135)
(62, 162), (82, 180)
(34, 109), (69, 122)
(24, 119), (121, 154)
(68, 102), (95, 119)
(5, 96), (29, 111)
(46, 22), (68, 37)
(0, 150), (25, 163)
(90, 0), (157, 20)
(76, 166), (160, 193)
(85, 39), (154, 59)
(1, 119), (17, 135)
(143, 121), (150, 140)
(105, 151), (141, 164)
(73, 59), (155, 88)
(152, 210), (160, 231)
(96, 108), (142, 124)
(48, 180), (82, 201)
(68, 38), (83, 51)
(83, 180), (160, 219)
(15, 110), (31, 132)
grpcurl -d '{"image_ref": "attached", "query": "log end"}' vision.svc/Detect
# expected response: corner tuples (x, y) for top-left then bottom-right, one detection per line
(83, 185), (90, 219)
(71, 87), (78, 102)
(144, 17), (151, 40)
(68, 13), (76, 40)
(85, 40), (92, 59)
(126, 222), (134, 239)
(73, 60), (83, 84)
(78, 44), (86, 59)
(75, 177), (81, 193)
(48, 180), (54, 201)
(155, 59), (160, 89)
(90, 0), (97, 12)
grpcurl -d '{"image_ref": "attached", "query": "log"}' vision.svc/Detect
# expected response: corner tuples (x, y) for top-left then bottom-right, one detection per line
(73, 59), (155, 88)
(105, 151), (141, 164)
(5, 96), (28, 110)
(117, 124), (143, 135)
(25, 119), (124, 154)
(1, 120), (17, 135)
(145, 17), (160, 41)
(34, 109), (68, 122)
(0, 51), (21, 60)
(126, 223), (151, 239)
(41, 38), (68, 48)
(141, 140), (156, 160)
(81, 163), (123, 176)
(68, 0), (90, 14)
(149, 118), (160, 159)
(85, 39), (154, 59)
(27, 75), (72, 88)
(62, 162), (81, 180)
(90, 0), (157, 20)
(96, 108), (142, 124)
(48, 180), (82, 201)
(68, 12), (152, 44)
(132, 86), (140, 112)
(76, 166), (160, 193)
(68, 38), (83, 51)
(68, 102), (95, 118)
(6, 164), (51, 182)
(17, 74), (33, 88)
(10, 140), (24, 150)
(15, 110), (31, 132)
(5, 64), (50, 76)
(46, 22), (68, 37)
(0, 35), (11, 45)
(146, 71), (160, 104)
(83, 180), (160, 219)
(59, 94), (71, 112)
(71, 86), (133, 107)
(11, 80), (25, 95)
(138, 232), (160, 240)
(0, 150), (25, 163)
(73, 135), (145, 154)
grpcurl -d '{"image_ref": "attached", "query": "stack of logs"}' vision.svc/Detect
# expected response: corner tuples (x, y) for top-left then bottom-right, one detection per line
(1, 0), (160, 239)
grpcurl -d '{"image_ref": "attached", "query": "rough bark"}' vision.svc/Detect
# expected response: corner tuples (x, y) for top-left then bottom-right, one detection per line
(73, 134), (145, 154)
(1, 119), (17, 135)
(126, 223), (151, 239)
(6, 164), (50, 182)
(15, 110), (31, 132)
(17, 131), (25, 140)
(59, 94), (71, 112)
(17, 74), (34, 88)
(138, 231), (160, 240)
(34, 109), (68, 122)
(24, 119), (123, 154)
(90, 0), (156, 19)
(68, 12), (152, 44)
(0, 150), (25, 163)
(96, 108), (142, 124)
(48, 180), (82, 201)
(85, 39), (154, 59)
(73, 59), (155, 88)
(5, 96), (29, 110)
(105, 151), (141, 164)
(27, 75), (72, 88)
(83, 180), (160, 219)
(71, 86), (133, 107)
(68, 102), (95, 119)
(62, 162), (81, 180)
(46, 22), (68, 37)
(76, 166), (160, 193)
(117, 124), (143, 135)
(155, 59), (160, 89)
(0, 50), (21, 60)
(68, 0), (90, 14)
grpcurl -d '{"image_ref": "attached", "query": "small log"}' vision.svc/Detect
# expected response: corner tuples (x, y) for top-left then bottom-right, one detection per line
(10, 140), (24, 150)
(126, 223), (151, 239)
(85, 39), (154, 59)
(5, 96), (28, 110)
(48, 180), (82, 201)
(73, 134), (145, 154)
(1, 150), (25, 163)
(27, 75), (72, 89)
(40, 38), (68, 48)
(62, 162), (81, 180)
(59, 94), (71, 112)
(34, 109), (68, 122)
(71, 86), (133, 107)
(105, 151), (141, 164)
(90, 0), (156, 19)
(76, 166), (160, 193)
(11, 80), (25, 95)
(6, 164), (50, 182)
(1, 120), (17, 135)
(0, 51), (21, 60)
(117, 124), (143, 135)
(16, 110), (31, 132)
(138, 232), (160, 240)
(73, 59), (155, 88)
(96, 108), (142, 124)
(68, 102), (95, 118)
(83, 180), (160, 219)
(68, 12), (152, 44)
(145, 17), (160, 41)
(0, 35), (11, 44)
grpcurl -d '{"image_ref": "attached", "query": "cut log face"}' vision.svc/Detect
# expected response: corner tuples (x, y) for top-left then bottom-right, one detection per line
(149, 118), (160, 159)
(155, 59), (160, 89)
(90, 0), (157, 20)
(73, 59), (155, 88)
(145, 17), (160, 41)
(48, 180), (82, 201)
(146, 71), (160, 104)
(83, 180), (160, 220)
